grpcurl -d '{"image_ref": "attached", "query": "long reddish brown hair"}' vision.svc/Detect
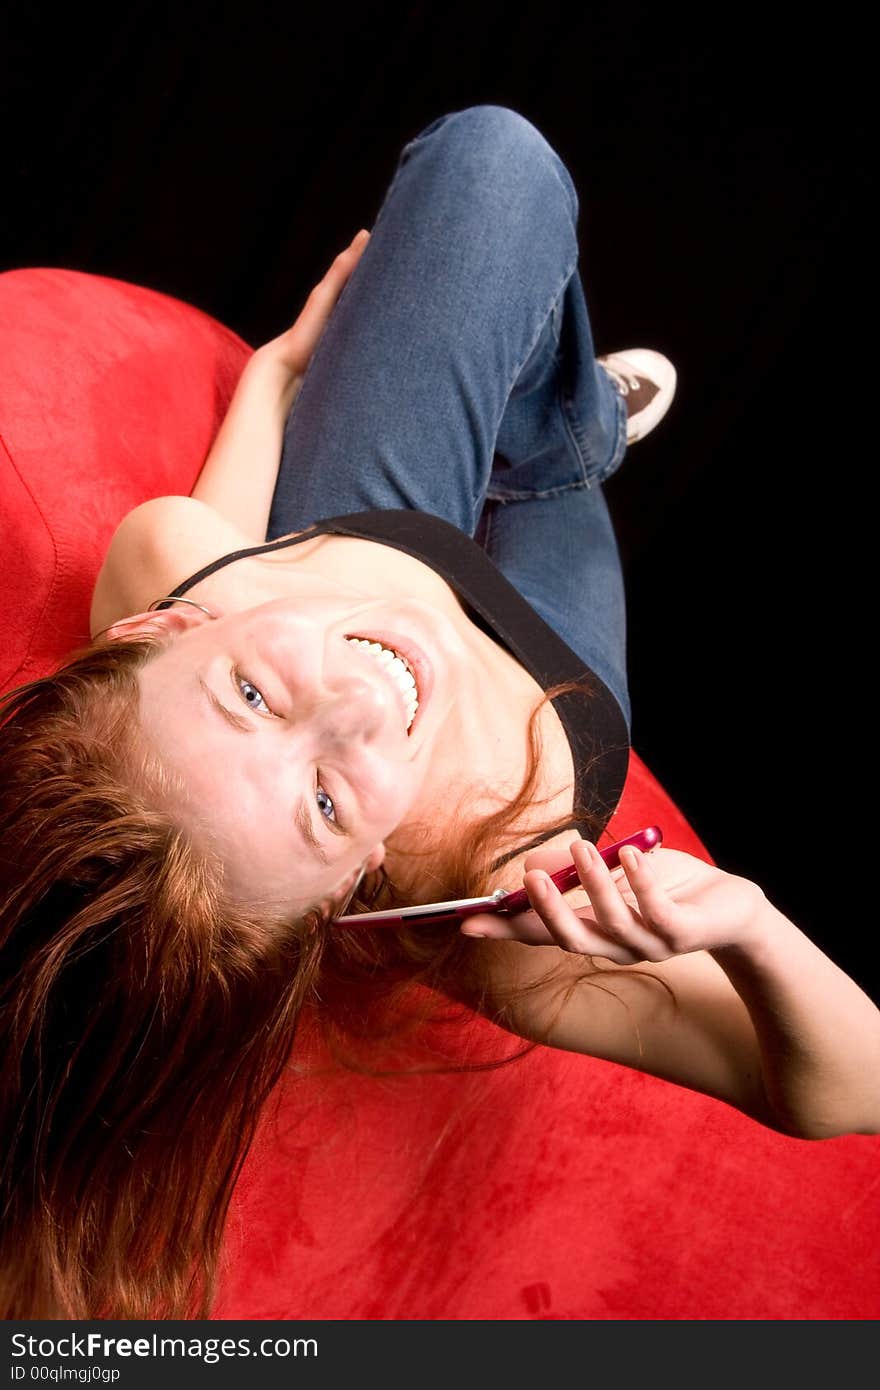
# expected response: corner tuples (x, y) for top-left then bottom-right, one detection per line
(0, 629), (669, 1318)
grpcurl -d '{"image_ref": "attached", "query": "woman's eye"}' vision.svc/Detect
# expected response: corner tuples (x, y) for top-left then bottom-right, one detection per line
(234, 672), (272, 716)
(316, 786), (337, 824)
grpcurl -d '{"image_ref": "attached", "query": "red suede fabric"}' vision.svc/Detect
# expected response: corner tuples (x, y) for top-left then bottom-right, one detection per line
(0, 267), (249, 691)
(2, 268), (878, 1320)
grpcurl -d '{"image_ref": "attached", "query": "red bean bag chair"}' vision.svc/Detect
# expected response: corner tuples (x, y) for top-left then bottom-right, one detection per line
(2, 267), (877, 1320)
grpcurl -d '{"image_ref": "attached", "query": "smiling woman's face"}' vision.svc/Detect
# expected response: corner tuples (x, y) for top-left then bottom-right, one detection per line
(129, 594), (457, 913)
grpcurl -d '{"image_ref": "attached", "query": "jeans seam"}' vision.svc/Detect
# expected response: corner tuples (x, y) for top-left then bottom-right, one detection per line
(558, 374), (592, 488)
(595, 385), (629, 483)
(508, 265), (575, 401)
(485, 478), (593, 503)
(476, 264), (578, 513)
(561, 371), (628, 486)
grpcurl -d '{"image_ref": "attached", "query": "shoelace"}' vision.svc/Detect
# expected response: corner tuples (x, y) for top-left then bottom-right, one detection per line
(601, 362), (642, 397)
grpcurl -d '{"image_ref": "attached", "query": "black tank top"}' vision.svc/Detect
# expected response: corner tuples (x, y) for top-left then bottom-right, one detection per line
(156, 509), (630, 862)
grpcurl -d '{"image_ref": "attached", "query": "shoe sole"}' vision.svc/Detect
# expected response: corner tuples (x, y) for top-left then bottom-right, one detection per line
(600, 348), (678, 444)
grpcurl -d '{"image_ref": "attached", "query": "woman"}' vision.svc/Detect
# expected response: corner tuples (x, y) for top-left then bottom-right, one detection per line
(2, 105), (879, 1320)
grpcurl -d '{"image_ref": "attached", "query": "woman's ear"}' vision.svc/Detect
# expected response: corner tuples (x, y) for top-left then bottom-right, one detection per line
(329, 847), (385, 902)
(363, 845), (386, 875)
(322, 847), (386, 915)
(97, 607), (210, 643)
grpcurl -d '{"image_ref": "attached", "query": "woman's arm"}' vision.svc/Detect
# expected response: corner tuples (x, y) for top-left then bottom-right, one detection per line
(708, 898), (880, 1138)
(457, 843), (880, 1140)
(190, 229), (370, 542)
(189, 352), (303, 542)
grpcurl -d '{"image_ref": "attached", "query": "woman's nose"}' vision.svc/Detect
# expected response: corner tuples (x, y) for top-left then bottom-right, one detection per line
(268, 628), (403, 741)
(291, 653), (405, 745)
(316, 675), (391, 744)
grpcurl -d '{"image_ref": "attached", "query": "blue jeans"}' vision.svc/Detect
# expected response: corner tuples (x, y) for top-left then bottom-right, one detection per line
(267, 105), (631, 732)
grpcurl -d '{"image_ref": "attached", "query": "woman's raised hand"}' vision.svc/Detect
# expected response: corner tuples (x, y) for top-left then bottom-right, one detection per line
(459, 841), (769, 965)
(255, 228), (371, 376)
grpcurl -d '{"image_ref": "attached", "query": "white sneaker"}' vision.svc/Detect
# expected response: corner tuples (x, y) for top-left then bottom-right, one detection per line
(597, 348), (677, 444)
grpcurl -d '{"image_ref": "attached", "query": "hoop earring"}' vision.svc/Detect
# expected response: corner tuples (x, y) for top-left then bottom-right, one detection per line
(92, 596), (219, 643)
(146, 597), (219, 617)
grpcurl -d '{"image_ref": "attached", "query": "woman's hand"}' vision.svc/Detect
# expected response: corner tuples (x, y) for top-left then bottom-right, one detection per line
(254, 228), (371, 377)
(186, 228), (370, 541)
(460, 840), (768, 965)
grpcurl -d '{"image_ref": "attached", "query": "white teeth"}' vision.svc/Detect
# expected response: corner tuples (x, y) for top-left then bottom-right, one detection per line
(343, 636), (420, 731)
(388, 658), (415, 690)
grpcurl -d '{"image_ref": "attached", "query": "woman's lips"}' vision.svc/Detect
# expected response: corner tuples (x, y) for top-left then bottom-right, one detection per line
(343, 629), (434, 735)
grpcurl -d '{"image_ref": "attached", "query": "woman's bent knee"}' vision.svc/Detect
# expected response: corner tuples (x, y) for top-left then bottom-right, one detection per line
(407, 104), (579, 220)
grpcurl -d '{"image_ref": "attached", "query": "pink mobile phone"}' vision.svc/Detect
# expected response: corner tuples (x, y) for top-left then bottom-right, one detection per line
(333, 826), (663, 929)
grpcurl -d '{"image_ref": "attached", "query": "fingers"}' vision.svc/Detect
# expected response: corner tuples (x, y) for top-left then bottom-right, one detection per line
(256, 230), (372, 373)
(616, 846), (679, 939)
(337, 228), (371, 264)
(289, 231), (370, 356)
(565, 841), (670, 960)
(460, 839), (672, 965)
(321, 229), (370, 284)
(519, 851), (641, 964)
(306, 230), (369, 305)
(521, 844), (581, 876)
(459, 908), (557, 945)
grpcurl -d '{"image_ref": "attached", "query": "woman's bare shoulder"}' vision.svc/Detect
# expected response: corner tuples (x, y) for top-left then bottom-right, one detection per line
(88, 495), (253, 637)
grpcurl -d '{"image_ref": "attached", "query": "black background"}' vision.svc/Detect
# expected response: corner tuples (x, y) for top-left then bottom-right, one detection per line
(2, 4), (873, 994)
